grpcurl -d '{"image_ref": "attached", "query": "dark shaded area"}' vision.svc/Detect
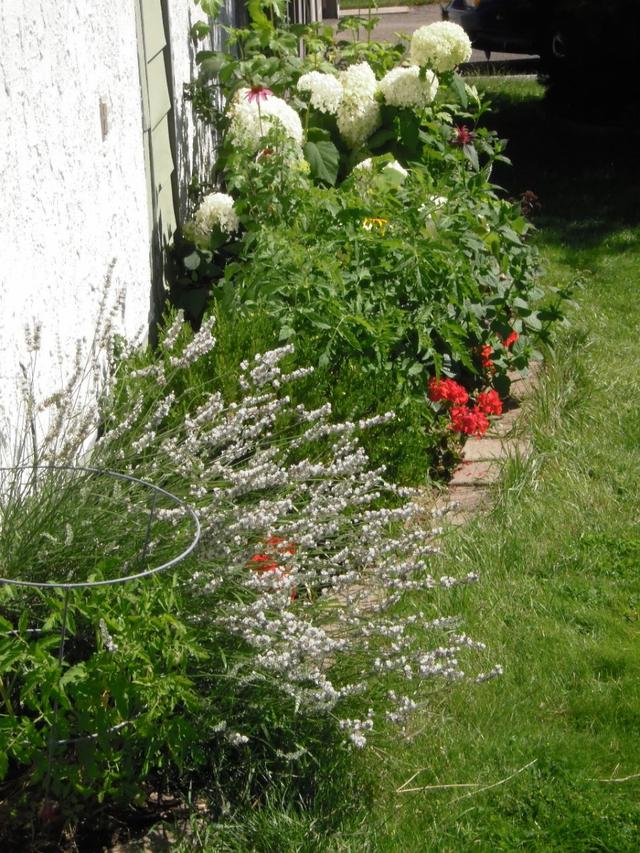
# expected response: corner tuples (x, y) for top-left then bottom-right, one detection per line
(481, 83), (640, 248)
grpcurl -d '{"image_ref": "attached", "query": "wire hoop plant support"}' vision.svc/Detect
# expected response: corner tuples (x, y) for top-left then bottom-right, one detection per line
(0, 465), (201, 809)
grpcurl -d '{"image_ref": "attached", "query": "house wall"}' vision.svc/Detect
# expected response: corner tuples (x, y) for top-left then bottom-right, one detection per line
(0, 1), (152, 460)
(0, 0), (228, 463)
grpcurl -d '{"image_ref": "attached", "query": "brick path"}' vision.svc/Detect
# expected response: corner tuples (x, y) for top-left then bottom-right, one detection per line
(423, 363), (540, 526)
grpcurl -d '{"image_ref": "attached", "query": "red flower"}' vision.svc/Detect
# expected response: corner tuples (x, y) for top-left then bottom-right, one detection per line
(450, 405), (490, 437)
(453, 125), (475, 146)
(249, 553), (298, 601)
(476, 389), (503, 416)
(478, 343), (495, 373)
(248, 554), (279, 573)
(246, 85), (273, 103)
(428, 377), (469, 406)
(502, 330), (519, 348)
(264, 535), (298, 555)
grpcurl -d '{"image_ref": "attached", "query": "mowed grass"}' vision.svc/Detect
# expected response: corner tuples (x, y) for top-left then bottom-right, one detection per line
(365, 78), (640, 851)
(340, 0), (439, 11)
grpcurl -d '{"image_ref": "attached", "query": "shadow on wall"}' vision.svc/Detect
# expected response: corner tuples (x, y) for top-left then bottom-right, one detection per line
(172, 0), (240, 225)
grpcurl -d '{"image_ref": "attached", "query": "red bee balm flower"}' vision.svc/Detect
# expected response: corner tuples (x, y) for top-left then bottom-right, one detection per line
(502, 330), (519, 348)
(453, 125), (475, 146)
(248, 554), (279, 572)
(450, 405), (490, 437)
(428, 377), (469, 406)
(476, 389), (503, 416)
(246, 85), (273, 103)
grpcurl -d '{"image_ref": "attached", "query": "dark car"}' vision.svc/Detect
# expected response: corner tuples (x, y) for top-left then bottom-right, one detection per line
(442, 0), (640, 118)
(442, 0), (559, 60)
(442, 0), (640, 72)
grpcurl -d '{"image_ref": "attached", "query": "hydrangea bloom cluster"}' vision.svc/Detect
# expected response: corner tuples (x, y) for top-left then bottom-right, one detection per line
(410, 21), (472, 72)
(296, 71), (343, 115)
(379, 65), (439, 109)
(336, 62), (381, 149)
(228, 87), (303, 151)
(193, 191), (239, 235)
(91, 315), (497, 750)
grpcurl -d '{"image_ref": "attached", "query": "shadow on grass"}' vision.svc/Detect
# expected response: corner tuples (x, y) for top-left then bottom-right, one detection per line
(479, 81), (640, 249)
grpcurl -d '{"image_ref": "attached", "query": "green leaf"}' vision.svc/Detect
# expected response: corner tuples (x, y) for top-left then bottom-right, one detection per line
(463, 144), (479, 172)
(60, 662), (87, 688)
(450, 73), (469, 108)
(183, 252), (201, 271)
(306, 126), (331, 143)
(190, 21), (211, 42)
(303, 140), (340, 186)
(367, 128), (395, 150)
(197, 0), (224, 16)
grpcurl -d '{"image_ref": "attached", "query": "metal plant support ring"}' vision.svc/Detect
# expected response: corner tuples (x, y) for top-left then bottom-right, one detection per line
(0, 465), (201, 588)
(0, 465), (201, 807)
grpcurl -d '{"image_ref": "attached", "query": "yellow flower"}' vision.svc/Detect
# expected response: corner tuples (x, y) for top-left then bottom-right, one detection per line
(362, 217), (388, 233)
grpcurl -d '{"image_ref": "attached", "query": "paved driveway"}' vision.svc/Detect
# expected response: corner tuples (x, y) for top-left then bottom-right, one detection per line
(331, 5), (538, 68)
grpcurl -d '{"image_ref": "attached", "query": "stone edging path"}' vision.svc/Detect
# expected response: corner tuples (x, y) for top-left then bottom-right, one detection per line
(428, 363), (541, 526)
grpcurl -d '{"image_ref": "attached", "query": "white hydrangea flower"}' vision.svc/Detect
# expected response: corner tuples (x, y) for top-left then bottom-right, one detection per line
(379, 65), (439, 109)
(410, 22), (472, 72)
(353, 157), (373, 173)
(297, 71), (343, 115)
(336, 62), (381, 149)
(382, 160), (408, 182)
(228, 88), (303, 151)
(337, 99), (381, 149)
(339, 61), (378, 103)
(194, 192), (239, 235)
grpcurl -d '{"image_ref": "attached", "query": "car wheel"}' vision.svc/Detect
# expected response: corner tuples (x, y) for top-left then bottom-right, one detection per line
(550, 29), (568, 61)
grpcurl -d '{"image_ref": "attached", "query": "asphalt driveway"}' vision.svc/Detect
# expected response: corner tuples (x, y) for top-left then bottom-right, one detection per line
(331, 5), (539, 70)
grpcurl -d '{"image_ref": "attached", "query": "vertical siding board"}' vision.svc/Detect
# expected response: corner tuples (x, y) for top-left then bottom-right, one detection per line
(150, 114), (175, 186)
(135, 0), (179, 318)
(141, 0), (167, 58)
(146, 51), (172, 129)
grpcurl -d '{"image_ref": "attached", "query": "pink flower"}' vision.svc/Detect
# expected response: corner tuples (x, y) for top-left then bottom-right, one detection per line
(246, 85), (273, 103)
(453, 125), (475, 146)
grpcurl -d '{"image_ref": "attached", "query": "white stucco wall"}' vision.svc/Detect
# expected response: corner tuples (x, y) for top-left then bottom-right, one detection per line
(0, 1), (153, 460)
(0, 0), (239, 463)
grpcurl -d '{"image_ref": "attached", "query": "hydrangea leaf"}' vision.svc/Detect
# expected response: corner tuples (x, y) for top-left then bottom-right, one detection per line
(303, 140), (340, 186)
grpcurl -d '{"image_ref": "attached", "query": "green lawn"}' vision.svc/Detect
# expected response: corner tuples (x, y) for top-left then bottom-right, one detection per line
(340, 0), (439, 11)
(366, 78), (640, 852)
